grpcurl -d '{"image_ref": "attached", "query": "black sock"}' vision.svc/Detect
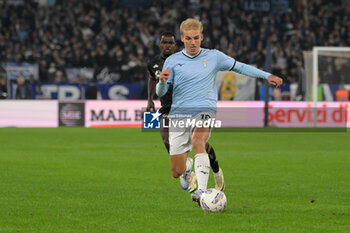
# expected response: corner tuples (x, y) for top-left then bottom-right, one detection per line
(206, 143), (219, 173)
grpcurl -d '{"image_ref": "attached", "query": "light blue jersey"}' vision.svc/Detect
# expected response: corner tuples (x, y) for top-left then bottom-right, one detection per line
(156, 48), (271, 116)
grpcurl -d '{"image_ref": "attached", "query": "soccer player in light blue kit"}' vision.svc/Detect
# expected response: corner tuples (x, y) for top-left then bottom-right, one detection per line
(156, 18), (283, 205)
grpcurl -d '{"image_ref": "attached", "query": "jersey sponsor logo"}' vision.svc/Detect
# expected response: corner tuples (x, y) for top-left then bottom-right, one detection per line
(143, 110), (161, 129)
(153, 64), (159, 68)
(177, 63), (184, 67)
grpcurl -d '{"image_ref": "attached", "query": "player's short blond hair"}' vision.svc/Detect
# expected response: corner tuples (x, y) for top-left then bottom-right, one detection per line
(180, 18), (203, 35)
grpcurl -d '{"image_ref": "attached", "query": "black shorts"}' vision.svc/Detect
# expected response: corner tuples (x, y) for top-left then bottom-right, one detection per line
(159, 107), (170, 115)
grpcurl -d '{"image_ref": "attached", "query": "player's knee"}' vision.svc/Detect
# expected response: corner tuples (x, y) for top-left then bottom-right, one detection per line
(171, 171), (181, 178)
(171, 170), (181, 178)
(171, 167), (184, 178)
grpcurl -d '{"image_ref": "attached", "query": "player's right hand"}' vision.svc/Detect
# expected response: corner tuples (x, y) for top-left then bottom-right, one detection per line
(160, 69), (171, 82)
(146, 100), (155, 111)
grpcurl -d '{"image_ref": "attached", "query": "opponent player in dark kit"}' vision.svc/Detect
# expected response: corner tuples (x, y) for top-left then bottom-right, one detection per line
(146, 32), (225, 192)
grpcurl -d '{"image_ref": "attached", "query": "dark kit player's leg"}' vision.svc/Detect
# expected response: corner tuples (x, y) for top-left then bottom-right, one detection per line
(205, 143), (219, 173)
(205, 143), (225, 191)
(160, 114), (170, 153)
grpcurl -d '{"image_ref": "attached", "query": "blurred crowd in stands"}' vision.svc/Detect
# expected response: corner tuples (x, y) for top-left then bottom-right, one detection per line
(0, 0), (349, 98)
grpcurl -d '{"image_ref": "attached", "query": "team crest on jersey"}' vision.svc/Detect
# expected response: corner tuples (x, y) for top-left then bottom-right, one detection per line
(200, 59), (208, 67)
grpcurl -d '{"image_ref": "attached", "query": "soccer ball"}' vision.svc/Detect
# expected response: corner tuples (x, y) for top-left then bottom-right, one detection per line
(200, 188), (227, 213)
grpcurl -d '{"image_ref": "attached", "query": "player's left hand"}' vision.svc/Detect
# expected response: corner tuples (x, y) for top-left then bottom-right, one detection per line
(147, 100), (155, 111)
(267, 75), (283, 88)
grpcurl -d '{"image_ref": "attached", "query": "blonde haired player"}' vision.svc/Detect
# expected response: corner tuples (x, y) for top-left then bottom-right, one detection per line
(147, 32), (225, 192)
(157, 18), (282, 204)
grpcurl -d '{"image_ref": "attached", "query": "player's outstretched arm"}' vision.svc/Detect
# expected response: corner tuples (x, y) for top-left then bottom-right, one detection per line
(232, 61), (283, 87)
(267, 75), (283, 88)
(156, 69), (171, 97)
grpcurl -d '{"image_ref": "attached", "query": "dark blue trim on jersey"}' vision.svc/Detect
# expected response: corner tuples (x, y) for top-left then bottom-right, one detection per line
(229, 60), (237, 71)
(181, 49), (202, 59)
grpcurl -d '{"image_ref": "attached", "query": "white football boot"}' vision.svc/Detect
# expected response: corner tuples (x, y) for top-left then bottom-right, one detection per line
(179, 158), (193, 190)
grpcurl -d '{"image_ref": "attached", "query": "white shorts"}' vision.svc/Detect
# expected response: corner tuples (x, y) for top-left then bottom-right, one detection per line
(168, 112), (215, 155)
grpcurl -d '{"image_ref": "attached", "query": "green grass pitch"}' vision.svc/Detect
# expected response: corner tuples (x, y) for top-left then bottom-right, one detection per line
(0, 128), (349, 232)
